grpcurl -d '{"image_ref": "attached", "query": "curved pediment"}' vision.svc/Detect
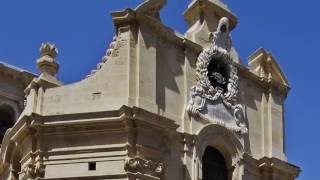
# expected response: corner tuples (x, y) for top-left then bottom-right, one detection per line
(135, 0), (167, 20)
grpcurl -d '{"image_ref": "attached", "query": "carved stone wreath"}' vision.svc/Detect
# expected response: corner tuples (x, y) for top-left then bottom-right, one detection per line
(187, 17), (247, 134)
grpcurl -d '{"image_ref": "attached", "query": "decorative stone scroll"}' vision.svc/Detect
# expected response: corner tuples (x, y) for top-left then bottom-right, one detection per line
(86, 36), (118, 78)
(124, 157), (165, 177)
(135, 0), (166, 19)
(187, 17), (247, 134)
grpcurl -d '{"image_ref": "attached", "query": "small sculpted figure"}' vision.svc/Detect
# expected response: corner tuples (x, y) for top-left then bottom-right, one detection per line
(210, 17), (232, 53)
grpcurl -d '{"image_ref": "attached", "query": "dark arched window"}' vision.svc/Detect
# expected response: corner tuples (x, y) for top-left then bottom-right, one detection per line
(202, 146), (228, 180)
(0, 106), (14, 142)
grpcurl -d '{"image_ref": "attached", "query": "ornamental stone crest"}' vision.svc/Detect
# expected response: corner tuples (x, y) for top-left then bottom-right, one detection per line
(187, 17), (247, 134)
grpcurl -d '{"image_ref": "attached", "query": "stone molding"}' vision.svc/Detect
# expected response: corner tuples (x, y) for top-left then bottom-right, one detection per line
(258, 157), (300, 179)
(0, 62), (35, 87)
(0, 105), (177, 171)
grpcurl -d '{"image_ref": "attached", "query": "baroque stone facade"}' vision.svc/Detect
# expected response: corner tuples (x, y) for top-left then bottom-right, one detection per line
(0, 0), (300, 180)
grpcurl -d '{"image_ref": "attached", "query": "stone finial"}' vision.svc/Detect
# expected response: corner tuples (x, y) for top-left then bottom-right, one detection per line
(37, 43), (59, 76)
(40, 43), (58, 58)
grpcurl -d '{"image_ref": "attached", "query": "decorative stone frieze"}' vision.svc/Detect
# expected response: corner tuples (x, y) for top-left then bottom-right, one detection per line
(124, 157), (165, 177)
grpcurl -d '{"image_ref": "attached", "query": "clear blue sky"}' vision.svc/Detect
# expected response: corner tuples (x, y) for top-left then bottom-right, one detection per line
(0, 0), (317, 179)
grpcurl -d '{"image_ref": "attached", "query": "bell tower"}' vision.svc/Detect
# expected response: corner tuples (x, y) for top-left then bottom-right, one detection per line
(184, 0), (237, 48)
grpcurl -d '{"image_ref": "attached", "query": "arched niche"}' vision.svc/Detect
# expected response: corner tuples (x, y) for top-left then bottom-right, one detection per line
(203, 146), (228, 180)
(0, 105), (15, 142)
(0, 99), (20, 120)
(207, 57), (230, 93)
(194, 124), (244, 180)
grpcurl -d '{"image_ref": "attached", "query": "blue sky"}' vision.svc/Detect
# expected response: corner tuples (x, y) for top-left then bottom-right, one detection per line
(0, 0), (318, 179)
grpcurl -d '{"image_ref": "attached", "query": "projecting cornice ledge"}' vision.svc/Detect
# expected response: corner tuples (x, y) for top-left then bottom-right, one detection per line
(259, 157), (301, 179)
(0, 106), (179, 174)
(27, 106), (178, 130)
(237, 63), (290, 98)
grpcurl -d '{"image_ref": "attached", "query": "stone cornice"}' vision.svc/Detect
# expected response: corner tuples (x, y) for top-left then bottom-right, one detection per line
(236, 63), (290, 98)
(111, 9), (203, 55)
(1, 106), (179, 143)
(259, 157), (301, 178)
(0, 106), (179, 176)
(0, 62), (36, 87)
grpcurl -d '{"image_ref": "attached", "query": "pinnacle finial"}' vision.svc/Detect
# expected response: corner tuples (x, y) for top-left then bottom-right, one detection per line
(40, 43), (58, 58)
(37, 43), (59, 76)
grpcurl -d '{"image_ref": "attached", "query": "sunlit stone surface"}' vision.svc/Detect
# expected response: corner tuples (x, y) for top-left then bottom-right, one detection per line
(0, 0), (300, 179)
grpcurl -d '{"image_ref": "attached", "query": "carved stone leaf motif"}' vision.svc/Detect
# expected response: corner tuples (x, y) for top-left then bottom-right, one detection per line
(187, 17), (248, 134)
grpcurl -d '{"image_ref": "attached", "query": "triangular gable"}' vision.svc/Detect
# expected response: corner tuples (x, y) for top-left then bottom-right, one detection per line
(248, 48), (289, 86)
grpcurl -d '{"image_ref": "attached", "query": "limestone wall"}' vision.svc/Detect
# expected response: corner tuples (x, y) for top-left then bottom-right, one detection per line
(26, 12), (288, 163)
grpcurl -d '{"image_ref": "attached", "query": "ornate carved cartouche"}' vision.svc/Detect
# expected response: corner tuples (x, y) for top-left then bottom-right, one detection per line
(187, 17), (248, 134)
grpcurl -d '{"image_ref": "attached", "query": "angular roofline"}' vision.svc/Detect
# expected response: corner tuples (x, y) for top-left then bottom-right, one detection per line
(248, 48), (289, 87)
(0, 61), (37, 77)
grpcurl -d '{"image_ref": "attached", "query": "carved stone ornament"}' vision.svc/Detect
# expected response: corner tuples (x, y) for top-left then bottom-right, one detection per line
(187, 17), (248, 134)
(124, 157), (165, 177)
(37, 43), (59, 76)
(20, 162), (45, 180)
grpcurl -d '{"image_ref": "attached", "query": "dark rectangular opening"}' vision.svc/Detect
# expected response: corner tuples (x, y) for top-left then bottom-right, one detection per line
(88, 162), (96, 171)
